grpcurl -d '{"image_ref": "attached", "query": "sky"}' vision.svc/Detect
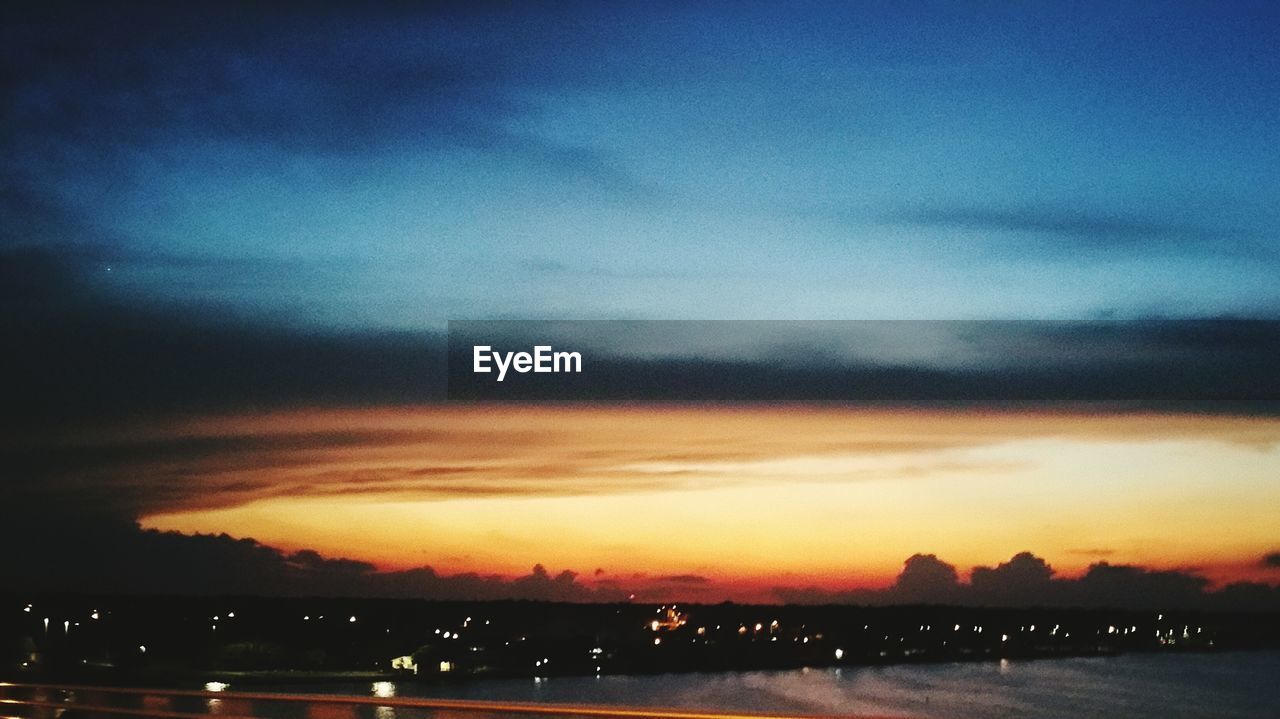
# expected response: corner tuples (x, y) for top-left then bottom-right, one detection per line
(2, 1), (1279, 607)
(5, 1), (1280, 325)
(136, 407), (1280, 588)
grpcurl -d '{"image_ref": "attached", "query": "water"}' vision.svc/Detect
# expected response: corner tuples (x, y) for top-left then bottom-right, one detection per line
(248, 651), (1280, 719)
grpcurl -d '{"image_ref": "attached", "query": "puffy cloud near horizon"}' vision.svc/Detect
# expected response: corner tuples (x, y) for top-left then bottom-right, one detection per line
(776, 551), (1279, 612)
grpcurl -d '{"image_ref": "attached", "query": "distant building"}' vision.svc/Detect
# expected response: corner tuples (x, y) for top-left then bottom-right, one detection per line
(389, 655), (417, 674)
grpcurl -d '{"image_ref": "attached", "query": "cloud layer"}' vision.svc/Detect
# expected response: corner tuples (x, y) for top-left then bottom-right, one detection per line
(5, 245), (1280, 433)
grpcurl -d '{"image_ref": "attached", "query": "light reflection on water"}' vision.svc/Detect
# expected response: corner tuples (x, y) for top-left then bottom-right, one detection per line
(7, 653), (1279, 719)
(372, 681), (398, 719)
(245, 651), (1280, 719)
(16, 651), (1263, 719)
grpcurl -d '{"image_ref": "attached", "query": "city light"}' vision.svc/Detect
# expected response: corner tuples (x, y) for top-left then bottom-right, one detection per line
(204, 682), (228, 692)
(1, 595), (1248, 686)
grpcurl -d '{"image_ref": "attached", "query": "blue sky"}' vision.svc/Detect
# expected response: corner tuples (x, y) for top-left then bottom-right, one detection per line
(4, 1), (1279, 328)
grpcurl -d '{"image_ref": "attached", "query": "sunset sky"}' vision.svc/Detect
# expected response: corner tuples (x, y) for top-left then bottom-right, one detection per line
(3, 2), (1279, 607)
(42, 403), (1280, 602)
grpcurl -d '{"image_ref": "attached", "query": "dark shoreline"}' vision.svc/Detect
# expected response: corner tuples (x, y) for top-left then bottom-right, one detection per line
(6, 594), (1279, 689)
(11, 645), (1280, 690)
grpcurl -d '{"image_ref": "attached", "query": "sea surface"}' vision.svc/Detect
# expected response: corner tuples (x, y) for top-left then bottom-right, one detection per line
(244, 650), (1280, 719)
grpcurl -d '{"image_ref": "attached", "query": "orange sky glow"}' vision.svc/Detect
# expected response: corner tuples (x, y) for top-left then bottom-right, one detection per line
(125, 404), (1280, 601)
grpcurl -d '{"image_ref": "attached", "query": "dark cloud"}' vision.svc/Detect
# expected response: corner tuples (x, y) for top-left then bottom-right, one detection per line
(0, 245), (447, 430)
(0, 244), (87, 302)
(653, 575), (713, 585)
(970, 552), (1054, 606)
(4, 245), (1280, 444)
(775, 551), (1280, 612)
(449, 319), (1280, 402)
(1264, 552), (1280, 569)
(2, 5), (472, 151)
(892, 554), (960, 602)
(0, 1), (650, 258)
(0, 507), (621, 602)
(895, 206), (1213, 241)
(5, 244), (1277, 436)
(0, 5), (693, 427)
(1062, 562), (1212, 609)
(1067, 548), (1116, 557)
(886, 205), (1265, 259)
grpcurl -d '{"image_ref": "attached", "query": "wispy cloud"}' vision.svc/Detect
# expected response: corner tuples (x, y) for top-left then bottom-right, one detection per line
(883, 205), (1266, 260)
(7, 404), (1277, 529)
